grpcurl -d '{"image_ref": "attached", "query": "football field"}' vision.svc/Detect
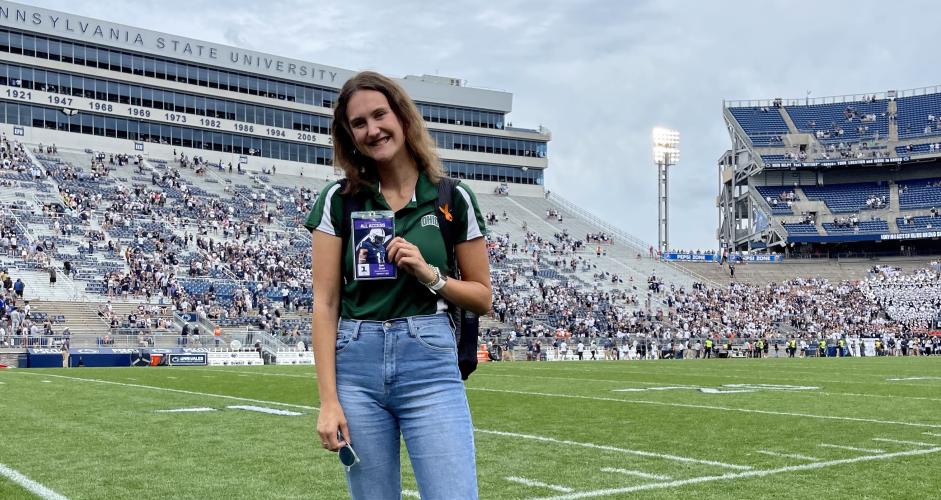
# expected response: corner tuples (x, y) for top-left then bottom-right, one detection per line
(1, 357), (940, 499)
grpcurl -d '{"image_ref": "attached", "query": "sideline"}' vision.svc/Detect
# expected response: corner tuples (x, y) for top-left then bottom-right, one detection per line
(0, 464), (69, 500)
(171, 367), (316, 379)
(467, 387), (941, 429)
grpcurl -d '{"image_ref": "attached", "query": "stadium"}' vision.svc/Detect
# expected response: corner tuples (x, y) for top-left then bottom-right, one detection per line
(1, 1), (940, 499)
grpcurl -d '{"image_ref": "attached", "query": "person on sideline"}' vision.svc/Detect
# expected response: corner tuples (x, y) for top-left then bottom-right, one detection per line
(305, 71), (491, 500)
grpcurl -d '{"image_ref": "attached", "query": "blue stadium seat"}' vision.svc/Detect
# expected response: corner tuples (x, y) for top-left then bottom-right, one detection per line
(801, 182), (889, 213)
(785, 100), (888, 144)
(898, 178), (941, 210)
(897, 215), (941, 232)
(896, 93), (941, 139)
(822, 220), (888, 235)
(727, 107), (789, 146)
(782, 223), (818, 235)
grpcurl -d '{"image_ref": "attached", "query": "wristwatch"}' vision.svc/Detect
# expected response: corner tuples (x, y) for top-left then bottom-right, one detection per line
(423, 265), (448, 292)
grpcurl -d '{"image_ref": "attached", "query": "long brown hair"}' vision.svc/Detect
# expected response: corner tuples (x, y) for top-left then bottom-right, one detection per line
(331, 71), (444, 194)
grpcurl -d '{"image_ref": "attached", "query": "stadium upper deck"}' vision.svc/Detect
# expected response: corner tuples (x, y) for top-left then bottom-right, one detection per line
(0, 0), (550, 197)
(718, 86), (941, 255)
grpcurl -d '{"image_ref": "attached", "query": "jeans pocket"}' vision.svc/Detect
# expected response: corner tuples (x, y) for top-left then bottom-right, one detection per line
(335, 325), (356, 353)
(413, 322), (456, 352)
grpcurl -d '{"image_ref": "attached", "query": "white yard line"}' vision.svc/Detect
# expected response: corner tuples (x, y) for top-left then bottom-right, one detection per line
(172, 367), (315, 379)
(599, 467), (672, 481)
(0, 463), (69, 500)
(816, 391), (941, 404)
(402, 489), (421, 498)
(532, 447), (941, 500)
(474, 429), (751, 470)
(12, 372), (319, 411)
(155, 407), (217, 413)
(467, 387), (941, 429)
(886, 376), (941, 381)
(924, 432), (941, 438)
(226, 405), (303, 416)
(754, 450), (820, 462)
(872, 438), (938, 447)
(505, 476), (573, 493)
(817, 443), (884, 454)
(479, 372), (941, 403)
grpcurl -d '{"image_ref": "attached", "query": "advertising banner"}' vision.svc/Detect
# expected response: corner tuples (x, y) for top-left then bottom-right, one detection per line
(274, 351), (314, 365)
(167, 353), (208, 366)
(207, 351), (263, 366)
(661, 253), (783, 263)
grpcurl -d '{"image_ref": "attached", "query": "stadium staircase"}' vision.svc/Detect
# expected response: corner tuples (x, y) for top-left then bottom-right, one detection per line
(888, 99), (899, 141)
(777, 106), (799, 134)
(480, 192), (709, 288)
(28, 299), (109, 338)
(887, 182), (901, 232)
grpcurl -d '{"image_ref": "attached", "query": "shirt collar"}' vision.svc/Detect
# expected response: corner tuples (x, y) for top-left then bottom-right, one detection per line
(370, 171), (436, 206)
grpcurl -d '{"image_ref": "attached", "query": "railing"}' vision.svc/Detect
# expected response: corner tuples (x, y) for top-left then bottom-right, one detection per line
(545, 191), (720, 288)
(546, 191), (652, 253)
(0, 332), (232, 349)
(725, 83), (941, 110)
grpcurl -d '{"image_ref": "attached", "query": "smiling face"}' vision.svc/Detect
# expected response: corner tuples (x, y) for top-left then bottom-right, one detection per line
(346, 89), (408, 167)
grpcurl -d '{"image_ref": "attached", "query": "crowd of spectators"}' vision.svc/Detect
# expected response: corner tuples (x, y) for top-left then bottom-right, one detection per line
(0, 268), (68, 348)
(2, 140), (941, 360)
(831, 215), (860, 228)
(865, 194), (887, 209)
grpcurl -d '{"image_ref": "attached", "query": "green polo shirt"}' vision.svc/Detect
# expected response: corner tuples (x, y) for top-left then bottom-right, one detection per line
(304, 172), (486, 321)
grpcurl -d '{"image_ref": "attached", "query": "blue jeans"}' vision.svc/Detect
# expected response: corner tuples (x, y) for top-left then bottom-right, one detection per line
(336, 313), (477, 500)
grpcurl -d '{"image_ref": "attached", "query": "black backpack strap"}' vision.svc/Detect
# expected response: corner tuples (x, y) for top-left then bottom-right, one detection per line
(435, 177), (479, 380)
(435, 176), (460, 278)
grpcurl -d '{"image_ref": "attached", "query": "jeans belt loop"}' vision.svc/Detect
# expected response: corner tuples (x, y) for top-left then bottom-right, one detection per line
(352, 319), (362, 340)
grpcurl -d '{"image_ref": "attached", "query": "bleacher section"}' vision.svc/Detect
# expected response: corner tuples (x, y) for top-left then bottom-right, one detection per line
(753, 186), (795, 215)
(898, 178), (941, 210)
(2, 141), (712, 349)
(896, 92), (941, 139)
(895, 143), (936, 155)
(727, 107), (789, 146)
(897, 215), (941, 233)
(782, 223), (818, 235)
(785, 99), (889, 143)
(760, 154), (789, 164)
(801, 182), (889, 213)
(821, 219), (888, 235)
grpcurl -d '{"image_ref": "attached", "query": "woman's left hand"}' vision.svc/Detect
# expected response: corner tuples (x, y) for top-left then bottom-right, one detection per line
(386, 237), (435, 283)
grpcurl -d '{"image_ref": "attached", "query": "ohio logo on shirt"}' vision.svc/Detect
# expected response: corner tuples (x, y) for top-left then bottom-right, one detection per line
(421, 214), (439, 229)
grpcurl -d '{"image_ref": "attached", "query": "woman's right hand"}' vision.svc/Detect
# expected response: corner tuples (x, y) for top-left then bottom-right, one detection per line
(317, 400), (350, 452)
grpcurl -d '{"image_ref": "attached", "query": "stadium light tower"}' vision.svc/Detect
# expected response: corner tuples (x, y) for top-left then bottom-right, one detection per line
(652, 127), (680, 255)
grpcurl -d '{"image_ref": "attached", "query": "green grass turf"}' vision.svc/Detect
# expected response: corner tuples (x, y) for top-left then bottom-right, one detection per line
(1, 357), (940, 499)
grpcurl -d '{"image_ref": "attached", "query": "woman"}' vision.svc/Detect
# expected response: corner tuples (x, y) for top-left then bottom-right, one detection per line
(305, 71), (491, 499)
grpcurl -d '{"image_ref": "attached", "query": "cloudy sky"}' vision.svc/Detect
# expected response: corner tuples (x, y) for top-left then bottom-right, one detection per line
(22, 0), (941, 249)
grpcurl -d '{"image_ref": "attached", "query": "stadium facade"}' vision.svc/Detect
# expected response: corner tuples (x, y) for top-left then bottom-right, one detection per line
(0, 0), (549, 195)
(719, 88), (941, 256)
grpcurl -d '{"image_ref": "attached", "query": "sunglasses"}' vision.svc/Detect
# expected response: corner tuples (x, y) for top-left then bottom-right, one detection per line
(337, 431), (360, 472)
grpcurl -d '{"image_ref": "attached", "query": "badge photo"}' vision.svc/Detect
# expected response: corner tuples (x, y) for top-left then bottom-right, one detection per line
(351, 210), (396, 280)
